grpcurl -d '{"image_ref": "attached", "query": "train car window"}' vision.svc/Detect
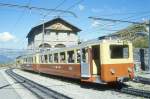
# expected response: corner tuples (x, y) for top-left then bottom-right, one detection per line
(44, 55), (48, 63)
(39, 56), (41, 63)
(77, 49), (81, 63)
(31, 57), (33, 63)
(27, 57), (29, 63)
(60, 52), (66, 63)
(34, 56), (36, 63)
(29, 57), (32, 64)
(82, 48), (88, 63)
(32, 57), (34, 63)
(30, 57), (32, 63)
(40, 55), (44, 63)
(110, 45), (129, 59)
(29, 57), (31, 63)
(54, 53), (58, 63)
(24, 58), (26, 63)
(49, 54), (53, 63)
(25, 58), (27, 63)
(27, 58), (29, 63)
(67, 51), (75, 63)
(28, 57), (31, 64)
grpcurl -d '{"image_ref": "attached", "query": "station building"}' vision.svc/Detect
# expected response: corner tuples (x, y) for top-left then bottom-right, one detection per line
(27, 18), (81, 50)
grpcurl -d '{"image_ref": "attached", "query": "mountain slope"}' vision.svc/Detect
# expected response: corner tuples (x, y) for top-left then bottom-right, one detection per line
(0, 55), (13, 64)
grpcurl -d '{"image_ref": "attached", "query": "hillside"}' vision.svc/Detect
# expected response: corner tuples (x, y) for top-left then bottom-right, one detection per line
(112, 23), (149, 48)
(0, 55), (13, 64)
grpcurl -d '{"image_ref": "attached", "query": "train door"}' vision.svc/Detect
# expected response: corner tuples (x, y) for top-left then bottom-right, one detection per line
(80, 47), (91, 78)
(91, 45), (100, 75)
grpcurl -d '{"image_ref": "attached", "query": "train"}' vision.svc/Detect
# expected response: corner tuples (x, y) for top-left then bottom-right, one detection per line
(16, 39), (134, 84)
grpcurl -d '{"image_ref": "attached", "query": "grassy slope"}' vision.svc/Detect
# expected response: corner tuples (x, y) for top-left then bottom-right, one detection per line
(114, 24), (148, 48)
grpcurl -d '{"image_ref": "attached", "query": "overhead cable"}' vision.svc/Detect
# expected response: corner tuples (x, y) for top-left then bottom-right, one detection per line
(0, 2), (76, 17)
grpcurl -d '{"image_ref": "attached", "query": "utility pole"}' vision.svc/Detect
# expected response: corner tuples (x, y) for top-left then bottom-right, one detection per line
(42, 18), (45, 52)
(148, 20), (150, 72)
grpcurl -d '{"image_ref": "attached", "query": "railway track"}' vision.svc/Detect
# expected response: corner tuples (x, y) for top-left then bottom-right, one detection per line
(7, 68), (150, 98)
(133, 76), (150, 85)
(119, 87), (150, 98)
(5, 69), (71, 99)
(116, 82), (150, 99)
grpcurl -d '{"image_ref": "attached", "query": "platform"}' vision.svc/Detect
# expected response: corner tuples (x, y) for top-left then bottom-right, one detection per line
(0, 70), (21, 99)
(135, 71), (150, 79)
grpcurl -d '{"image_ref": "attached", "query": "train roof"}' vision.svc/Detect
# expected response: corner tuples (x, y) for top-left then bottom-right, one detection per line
(41, 39), (131, 54)
(18, 39), (131, 58)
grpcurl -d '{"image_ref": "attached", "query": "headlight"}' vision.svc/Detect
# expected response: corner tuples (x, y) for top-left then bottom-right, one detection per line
(110, 68), (115, 74)
(128, 67), (132, 72)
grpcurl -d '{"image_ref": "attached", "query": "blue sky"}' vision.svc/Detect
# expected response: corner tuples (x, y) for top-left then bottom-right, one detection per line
(0, 0), (150, 49)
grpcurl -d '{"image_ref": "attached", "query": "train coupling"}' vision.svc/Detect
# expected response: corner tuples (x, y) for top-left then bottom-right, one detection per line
(117, 76), (130, 82)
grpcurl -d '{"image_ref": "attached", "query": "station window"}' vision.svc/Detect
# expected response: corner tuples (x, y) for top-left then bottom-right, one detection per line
(49, 54), (53, 63)
(67, 51), (75, 63)
(67, 33), (70, 36)
(54, 53), (58, 63)
(110, 45), (129, 59)
(60, 52), (66, 63)
(56, 32), (59, 35)
(46, 30), (51, 35)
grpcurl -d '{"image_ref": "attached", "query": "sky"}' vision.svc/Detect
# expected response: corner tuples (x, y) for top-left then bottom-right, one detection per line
(0, 0), (150, 49)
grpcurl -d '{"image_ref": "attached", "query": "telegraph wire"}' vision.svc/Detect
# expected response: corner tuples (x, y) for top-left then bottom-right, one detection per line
(91, 11), (150, 31)
(10, 0), (31, 32)
(0, 2), (76, 17)
(58, 0), (84, 17)
(99, 10), (150, 16)
(88, 16), (149, 36)
(32, 0), (67, 29)
(65, 0), (84, 10)
(9, 0), (32, 50)
(89, 14), (149, 33)
(44, 0), (67, 18)
(35, 0), (68, 52)
(0, 0), (67, 51)
(107, 12), (150, 28)
(89, 17), (146, 25)
(104, 11), (150, 29)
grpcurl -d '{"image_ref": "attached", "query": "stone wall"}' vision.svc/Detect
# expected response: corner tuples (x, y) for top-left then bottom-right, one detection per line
(28, 31), (78, 49)
(133, 48), (149, 72)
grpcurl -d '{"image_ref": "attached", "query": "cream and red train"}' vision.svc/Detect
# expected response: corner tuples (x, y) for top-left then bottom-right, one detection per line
(16, 39), (134, 84)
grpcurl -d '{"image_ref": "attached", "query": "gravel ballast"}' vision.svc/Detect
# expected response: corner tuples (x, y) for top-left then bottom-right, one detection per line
(13, 69), (143, 99)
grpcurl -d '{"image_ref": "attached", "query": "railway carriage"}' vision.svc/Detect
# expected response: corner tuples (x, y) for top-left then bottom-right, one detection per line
(17, 39), (134, 84)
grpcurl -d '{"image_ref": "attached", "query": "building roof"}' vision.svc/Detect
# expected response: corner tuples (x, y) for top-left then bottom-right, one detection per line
(27, 17), (81, 38)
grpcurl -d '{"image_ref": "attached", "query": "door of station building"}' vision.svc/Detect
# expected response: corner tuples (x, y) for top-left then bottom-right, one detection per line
(80, 47), (91, 78)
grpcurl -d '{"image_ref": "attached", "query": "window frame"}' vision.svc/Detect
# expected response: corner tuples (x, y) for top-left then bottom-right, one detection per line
(109, 44), (129, 59)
